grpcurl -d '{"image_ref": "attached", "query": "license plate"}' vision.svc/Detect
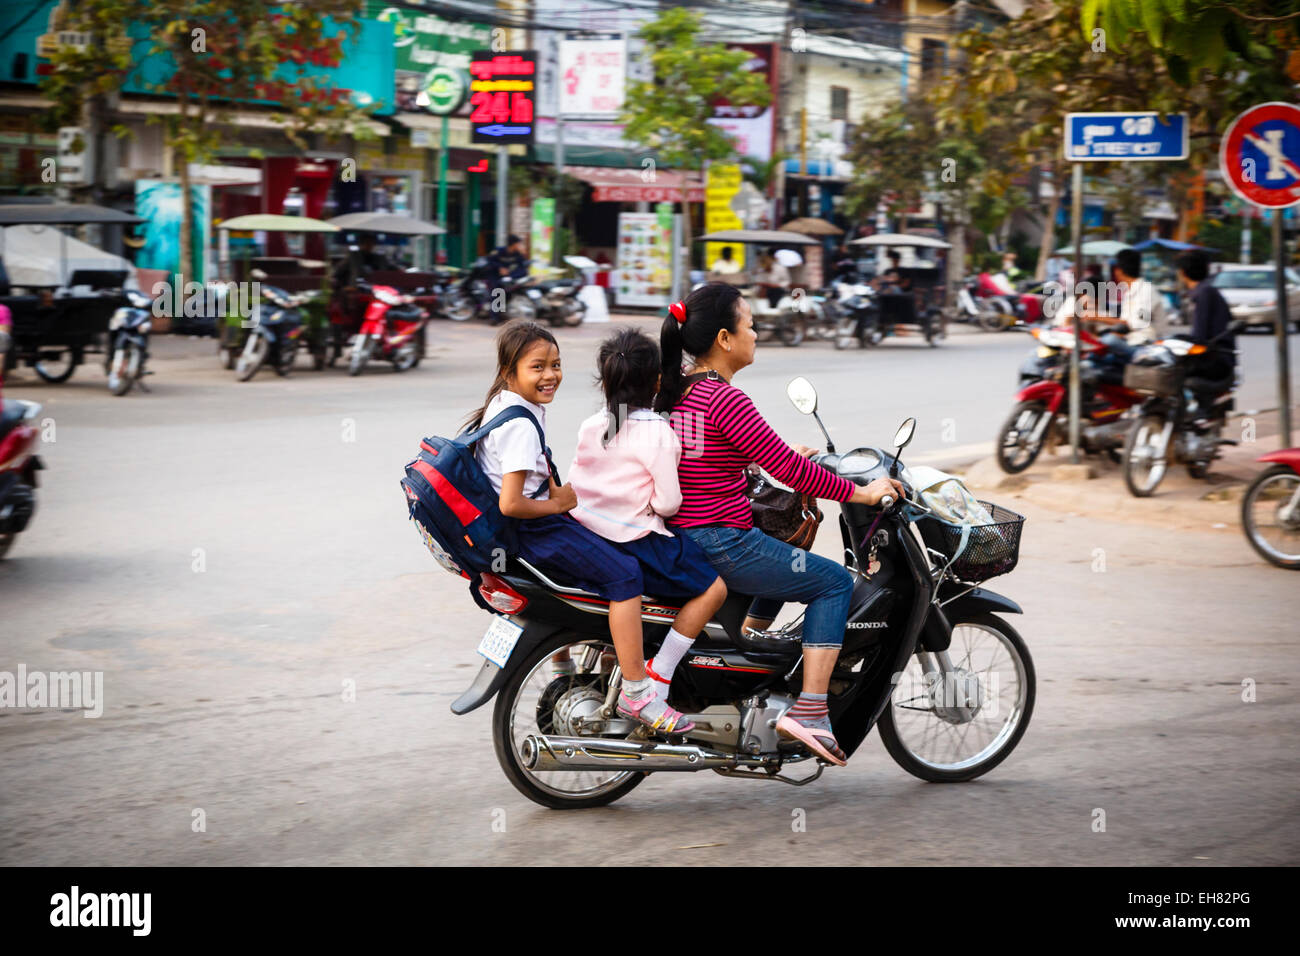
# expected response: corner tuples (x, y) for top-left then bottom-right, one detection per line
(477, 615), (524, 668)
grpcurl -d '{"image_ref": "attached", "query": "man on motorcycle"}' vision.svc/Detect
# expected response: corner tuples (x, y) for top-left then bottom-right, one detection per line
(1090, 248), (1168, 372)
(487, 234), (529, 326)
(1175, 249), (1237, 423)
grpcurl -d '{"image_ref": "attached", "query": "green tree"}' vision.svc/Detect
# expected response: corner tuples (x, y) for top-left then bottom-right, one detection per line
(41, 0), (376, 284)
(620, 7), (771, 289)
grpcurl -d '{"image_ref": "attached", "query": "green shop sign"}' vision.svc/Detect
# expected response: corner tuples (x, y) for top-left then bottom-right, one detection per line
(369, 2), (493, 75)
(423, 66), (466, 116)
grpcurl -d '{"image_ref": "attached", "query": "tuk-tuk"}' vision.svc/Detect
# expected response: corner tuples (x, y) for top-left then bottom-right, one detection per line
(696, 229), (821, 346)
(845, 232), (952, 347)
(215, 214), (338, 372)
(0, 202), (142, 383)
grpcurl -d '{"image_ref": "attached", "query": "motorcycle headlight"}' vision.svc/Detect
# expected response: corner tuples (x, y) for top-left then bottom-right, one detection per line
(1036, 346), (1054, 358)
(109, 309), (128, 330)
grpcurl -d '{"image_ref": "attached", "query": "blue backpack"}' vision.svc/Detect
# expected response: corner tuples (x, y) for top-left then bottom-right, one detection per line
(401, 406), (557, 606)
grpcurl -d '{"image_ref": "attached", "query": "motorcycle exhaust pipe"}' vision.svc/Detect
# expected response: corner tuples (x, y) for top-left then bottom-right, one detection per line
(520, 734), (739, 773)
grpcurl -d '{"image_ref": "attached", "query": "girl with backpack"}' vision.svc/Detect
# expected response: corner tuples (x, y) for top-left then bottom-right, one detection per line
(466, 321), (718, 735)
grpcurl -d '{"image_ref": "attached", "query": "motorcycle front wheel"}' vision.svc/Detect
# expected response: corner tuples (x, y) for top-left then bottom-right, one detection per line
(107, 344), (138, 396)
(493, 633), (646, 810)
(996, 401), (1050, 474)
(235, 334), (268, 381)
(347, 336), (371, 376)
(444, 290), (476, 322)
(877, 612), (1035, 783)
(1123, 414), (1170, 497)
(1241, 465), (1300, 569)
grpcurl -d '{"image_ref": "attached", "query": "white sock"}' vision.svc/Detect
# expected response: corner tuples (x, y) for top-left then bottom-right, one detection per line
(647, 628), (695, 685)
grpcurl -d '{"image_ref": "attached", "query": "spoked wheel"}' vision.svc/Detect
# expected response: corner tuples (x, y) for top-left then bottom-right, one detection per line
(1123, 414), (1170, 497)
(877, 613), (1035, 782)
(977, 306), (1010, 333)
(235, 335), (268, 381)
(1241, 466), (1300, 569)
(107, 344), (139, 396)
(34, 347), (78, 383)
(391, 343), (420, 372)
(493, 634), (646, 809)
(777, 316), (806, 347)
(347, 336), (371, 376)
(996, 402), (1051, 474)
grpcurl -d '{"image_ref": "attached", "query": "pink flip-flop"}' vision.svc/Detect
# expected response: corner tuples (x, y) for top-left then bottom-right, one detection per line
(776, 715), (847, 767)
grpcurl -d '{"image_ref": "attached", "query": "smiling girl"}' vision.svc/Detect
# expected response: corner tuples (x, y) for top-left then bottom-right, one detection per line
(464, 321), (693, 735)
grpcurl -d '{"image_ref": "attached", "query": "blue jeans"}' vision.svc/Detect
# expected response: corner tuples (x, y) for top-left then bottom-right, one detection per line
(681, 526), (853, 649)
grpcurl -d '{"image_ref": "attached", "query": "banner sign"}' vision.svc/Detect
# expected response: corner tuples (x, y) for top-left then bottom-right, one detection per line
(558, 38), (627, 119)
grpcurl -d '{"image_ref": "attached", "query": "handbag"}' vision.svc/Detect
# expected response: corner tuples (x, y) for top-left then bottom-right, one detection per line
(745, 465), (823, 550)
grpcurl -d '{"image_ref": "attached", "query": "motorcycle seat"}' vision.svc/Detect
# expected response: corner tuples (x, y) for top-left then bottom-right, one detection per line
(386, 304), (425, 321)
(0, 399), (29, 439)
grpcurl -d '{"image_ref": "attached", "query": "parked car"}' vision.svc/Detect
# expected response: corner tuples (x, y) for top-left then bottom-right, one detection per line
(1210, 264), (1300, 332)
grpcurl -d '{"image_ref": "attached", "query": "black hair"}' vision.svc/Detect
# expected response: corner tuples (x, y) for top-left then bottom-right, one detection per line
(1175, 249), (1209, 282)
(1115, 248), (1141, 279)
(654, 282), (743, 413)
(507, 234), (523, 245)
(595, 327), (660, 447)
(462, 320), (558, 430)
(720, 246), (734, 260)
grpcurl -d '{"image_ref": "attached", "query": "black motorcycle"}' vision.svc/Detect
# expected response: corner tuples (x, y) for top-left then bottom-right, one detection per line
(440, 378), (1035, 808)
(1122, 322), (1243, 496)
(830, 275), (884, 349)
(442, 258), (496, 322)
(234, 286), (303, 381)
(104, 289), (153, 396)
(505, 275), (585, 328)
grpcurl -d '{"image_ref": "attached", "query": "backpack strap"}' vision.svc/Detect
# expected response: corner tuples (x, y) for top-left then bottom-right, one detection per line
(459, 405), (561, 493)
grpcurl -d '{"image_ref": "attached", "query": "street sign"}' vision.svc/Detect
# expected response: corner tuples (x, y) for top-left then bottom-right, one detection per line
(1221, 102), (1299, 447)
(1219, 101), (1300, 209)
(1064, 112), (1188, 162)
(469, 51), (537, 145)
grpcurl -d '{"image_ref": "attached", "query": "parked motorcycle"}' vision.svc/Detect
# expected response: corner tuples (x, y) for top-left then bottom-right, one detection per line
(235, 286), (304, 381)
(1121, 325), (1242, 497)
(956, 274), (1015, 332)
(1241, 448), (1300, 570)
(0, 396), (43, 560)
(830, 277), (884, 349)
(438, 381), (1034, 808)
(348, 282), (429, 375)
(997, 325), (1143, 473)
(104, 289), (153, 396)
(505, 274), (586, 328)
(442, 258), (496, 322)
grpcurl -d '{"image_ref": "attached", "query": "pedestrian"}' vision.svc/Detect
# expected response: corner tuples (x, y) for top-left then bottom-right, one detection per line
(566, 327), (728, 729)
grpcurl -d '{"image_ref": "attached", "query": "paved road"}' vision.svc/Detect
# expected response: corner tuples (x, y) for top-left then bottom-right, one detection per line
(1, 321), (1296, 865)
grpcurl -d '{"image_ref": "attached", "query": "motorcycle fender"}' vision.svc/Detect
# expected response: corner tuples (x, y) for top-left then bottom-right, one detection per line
(1257, 448), (1300, 470)
(1015, 379), (1064, 412)
(940, 586), (1023, 618)
(450, 618), (564, 715)
(920, 603), (953, 652)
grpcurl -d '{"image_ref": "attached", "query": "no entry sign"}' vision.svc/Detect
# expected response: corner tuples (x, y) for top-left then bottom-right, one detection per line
(1220, 101), (1300, 209)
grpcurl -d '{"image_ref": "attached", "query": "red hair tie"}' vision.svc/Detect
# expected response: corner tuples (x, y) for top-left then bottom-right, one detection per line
(668, 300), (687, 324)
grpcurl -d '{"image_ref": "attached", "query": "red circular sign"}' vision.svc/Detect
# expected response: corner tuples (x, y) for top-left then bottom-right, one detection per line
(1220, 101), (1300, 209)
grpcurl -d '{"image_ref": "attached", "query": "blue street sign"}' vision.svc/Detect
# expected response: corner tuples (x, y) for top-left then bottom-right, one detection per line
(475, 125), (532, 137)
(1064, 112), (1188, 162)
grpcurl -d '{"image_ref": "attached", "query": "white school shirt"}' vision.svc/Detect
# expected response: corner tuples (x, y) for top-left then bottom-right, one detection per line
(474, 390), (551, 498)
(1119, 278), (1168, 345)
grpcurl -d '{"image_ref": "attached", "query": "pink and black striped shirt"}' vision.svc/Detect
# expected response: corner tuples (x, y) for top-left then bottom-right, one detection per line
(666, 376), (855, 529)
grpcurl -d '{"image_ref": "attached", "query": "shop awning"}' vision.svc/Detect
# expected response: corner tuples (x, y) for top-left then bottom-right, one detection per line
(565, 165), (705, 204)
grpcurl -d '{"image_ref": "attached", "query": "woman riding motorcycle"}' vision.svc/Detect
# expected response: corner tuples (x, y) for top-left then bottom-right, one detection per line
(654, 283), (901, 765)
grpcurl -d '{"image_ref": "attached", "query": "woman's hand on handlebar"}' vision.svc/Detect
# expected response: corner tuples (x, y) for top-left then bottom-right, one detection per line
(792, 444), (819, 458)
(850, 477), (906, 508)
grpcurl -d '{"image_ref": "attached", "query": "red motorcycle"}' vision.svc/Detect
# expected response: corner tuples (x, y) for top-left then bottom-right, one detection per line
(1241, 447), (1300, 570)
(347, 282), (429, 376)
(996, 324), (1143, 473)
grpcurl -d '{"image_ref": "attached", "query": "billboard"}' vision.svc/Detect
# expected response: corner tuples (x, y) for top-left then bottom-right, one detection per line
(558, 38), (627, 119)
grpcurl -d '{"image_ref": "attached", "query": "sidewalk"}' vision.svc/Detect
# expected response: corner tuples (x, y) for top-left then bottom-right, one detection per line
(952, 406), (1298, 534)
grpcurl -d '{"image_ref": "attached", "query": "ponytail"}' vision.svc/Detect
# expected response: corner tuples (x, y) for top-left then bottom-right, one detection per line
(653, 282), (743, 413)
(595, 327), (660, 446)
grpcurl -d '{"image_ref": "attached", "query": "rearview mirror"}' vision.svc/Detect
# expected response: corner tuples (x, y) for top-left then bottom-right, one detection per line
(893, 417), (916, 450)
(787, 377), (818, 415)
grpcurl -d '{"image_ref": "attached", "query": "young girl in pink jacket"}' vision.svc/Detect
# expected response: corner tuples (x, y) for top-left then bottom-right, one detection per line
(568, 327), (727, 734)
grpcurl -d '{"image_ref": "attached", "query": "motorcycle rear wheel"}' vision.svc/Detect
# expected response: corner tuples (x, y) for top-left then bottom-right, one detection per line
(493, 633), (646, 810)
(1123, 414), (1169, 497)
(996, 402), (1050, 474)
(777, 316), (806, 347)
(444, 291), (476, 322)
(877, 613), (1035, 783)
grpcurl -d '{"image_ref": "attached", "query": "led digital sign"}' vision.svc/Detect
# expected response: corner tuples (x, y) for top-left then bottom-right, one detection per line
(469, 51), (537, 145)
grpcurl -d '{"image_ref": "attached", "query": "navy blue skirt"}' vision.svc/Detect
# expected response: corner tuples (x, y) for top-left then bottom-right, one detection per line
(515, 514), (718, 603)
